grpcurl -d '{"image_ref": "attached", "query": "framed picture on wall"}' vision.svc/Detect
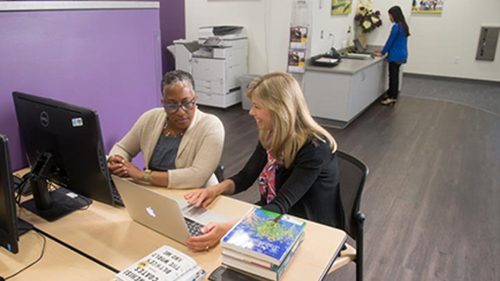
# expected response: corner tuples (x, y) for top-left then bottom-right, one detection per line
(331, 0), (353, 16)
(412, 0), (444, 14)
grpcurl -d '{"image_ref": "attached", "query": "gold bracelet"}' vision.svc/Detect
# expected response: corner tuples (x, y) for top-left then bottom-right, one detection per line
(142, 169), (152, 182)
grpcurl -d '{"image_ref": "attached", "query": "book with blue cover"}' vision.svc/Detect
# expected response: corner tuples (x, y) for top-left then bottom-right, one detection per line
(222, 232), (305, 281)
(221, 207), (306, 266)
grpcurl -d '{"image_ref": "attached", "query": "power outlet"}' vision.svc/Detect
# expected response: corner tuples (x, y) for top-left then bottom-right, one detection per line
(454, 56), (459, 64)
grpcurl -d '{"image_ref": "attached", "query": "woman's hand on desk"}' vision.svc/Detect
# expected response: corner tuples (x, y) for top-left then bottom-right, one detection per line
(186, 220), (237, 251)
(122, 161), (143, 182)
(374, 50), (383, 56)
(108, 155), (128, 177)
(107, 155), (143, 181)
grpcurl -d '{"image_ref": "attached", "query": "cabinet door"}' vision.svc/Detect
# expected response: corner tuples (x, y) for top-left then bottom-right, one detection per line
(303, 71), (351, 121)
(349, 61), (386, 119)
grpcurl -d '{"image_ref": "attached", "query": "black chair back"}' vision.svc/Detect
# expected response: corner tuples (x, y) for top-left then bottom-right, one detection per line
(336, 151), (368, 281)
(337, 151), (368, 239)
(215, 164), (225, 182)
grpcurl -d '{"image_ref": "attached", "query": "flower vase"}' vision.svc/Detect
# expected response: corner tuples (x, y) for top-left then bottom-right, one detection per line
(357, 32), (367, 49)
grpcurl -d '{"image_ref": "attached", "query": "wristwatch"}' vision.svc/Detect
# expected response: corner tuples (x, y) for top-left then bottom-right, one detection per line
(142, 169), (152, 183)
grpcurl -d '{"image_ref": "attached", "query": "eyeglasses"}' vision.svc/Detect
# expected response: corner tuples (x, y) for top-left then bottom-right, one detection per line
(162, 99), (196, 114)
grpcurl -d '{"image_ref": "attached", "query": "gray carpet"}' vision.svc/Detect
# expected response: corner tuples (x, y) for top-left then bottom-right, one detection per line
(401, 74), (500, 117)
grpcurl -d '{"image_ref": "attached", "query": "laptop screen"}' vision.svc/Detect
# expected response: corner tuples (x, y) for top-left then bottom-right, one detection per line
(353, 39), (366, 53)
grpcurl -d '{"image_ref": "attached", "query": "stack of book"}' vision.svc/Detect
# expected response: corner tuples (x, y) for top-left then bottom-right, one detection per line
(220, 207), (306, 281)
(113, 245), (205, 281)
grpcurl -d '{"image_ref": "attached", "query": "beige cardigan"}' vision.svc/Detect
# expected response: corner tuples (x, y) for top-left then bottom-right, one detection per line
(109, 108), (224, 188)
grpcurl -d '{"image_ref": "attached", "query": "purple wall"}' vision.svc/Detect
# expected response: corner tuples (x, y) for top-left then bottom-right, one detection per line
(93, 0), (186, 73)
(0, 8), (163, 170)
(160, 0), (185, 72)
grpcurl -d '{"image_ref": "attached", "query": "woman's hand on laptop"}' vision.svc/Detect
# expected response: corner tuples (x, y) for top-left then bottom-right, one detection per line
(184, 180), (234, 208)
(184, 186), (219, 208)
(186, 220), (237, 251)
(185, 180), (237, 208)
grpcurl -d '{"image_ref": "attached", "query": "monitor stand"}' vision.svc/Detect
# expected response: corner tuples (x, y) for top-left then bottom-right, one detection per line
(21, 187), (91, 222)
(22, 152), (91, 222)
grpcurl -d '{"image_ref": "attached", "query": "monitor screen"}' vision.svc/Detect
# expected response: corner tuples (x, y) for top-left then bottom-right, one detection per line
(0, 134), (20, 253)
(13, 92), (115, 221)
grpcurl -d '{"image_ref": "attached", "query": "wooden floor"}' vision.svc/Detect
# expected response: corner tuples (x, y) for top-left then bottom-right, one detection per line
(199, 92), (500, 280)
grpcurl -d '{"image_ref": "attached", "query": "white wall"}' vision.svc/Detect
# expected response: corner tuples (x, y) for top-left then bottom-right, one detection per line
(185, 0), (500, 81)
(310, 0), (354, 55)
(309, 0), (412, 53)
(405, 0), (500, 82)
(185, 0), (358, 74)
(185, 0), (411, 74)
(185, 0), (292, 74)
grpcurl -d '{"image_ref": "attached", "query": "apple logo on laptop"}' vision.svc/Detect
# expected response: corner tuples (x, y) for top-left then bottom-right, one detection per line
(146, 206), (156, 218)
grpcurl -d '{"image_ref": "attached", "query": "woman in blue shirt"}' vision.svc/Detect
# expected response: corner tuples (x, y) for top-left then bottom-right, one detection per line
(375, 6), (410, 106)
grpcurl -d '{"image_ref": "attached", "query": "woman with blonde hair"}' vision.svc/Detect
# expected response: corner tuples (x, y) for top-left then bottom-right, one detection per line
(184, 72), (344, 251)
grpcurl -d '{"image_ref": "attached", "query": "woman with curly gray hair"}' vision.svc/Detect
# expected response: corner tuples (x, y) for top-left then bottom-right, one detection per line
(108, 70), (225, 189)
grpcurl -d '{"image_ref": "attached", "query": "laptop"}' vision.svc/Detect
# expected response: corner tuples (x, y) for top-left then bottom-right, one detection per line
(353, 38), (373, 55)
(111, 175), (231, 245)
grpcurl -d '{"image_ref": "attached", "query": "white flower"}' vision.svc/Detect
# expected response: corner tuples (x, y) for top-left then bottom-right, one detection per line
(363, 21), (372, 29)
(372, 16), (379, 23)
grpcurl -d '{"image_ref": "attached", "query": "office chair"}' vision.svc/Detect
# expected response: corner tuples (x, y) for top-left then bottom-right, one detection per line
(215, 164), (225, 182)
(331, 151), (368, 281)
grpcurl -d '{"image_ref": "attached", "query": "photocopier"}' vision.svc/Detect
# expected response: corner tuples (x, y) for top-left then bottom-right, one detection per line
(168, 26), (248, 108)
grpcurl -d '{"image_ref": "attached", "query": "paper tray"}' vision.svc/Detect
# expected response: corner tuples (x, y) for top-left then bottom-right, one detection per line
(310, 55), (341, 67)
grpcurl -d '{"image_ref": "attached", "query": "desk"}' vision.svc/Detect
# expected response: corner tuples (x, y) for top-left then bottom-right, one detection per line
(0, 230), (115, 281)
(17, 181), (347, 281)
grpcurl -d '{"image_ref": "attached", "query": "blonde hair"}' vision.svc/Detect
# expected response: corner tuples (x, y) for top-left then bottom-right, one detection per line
(246, 72), (337, 168)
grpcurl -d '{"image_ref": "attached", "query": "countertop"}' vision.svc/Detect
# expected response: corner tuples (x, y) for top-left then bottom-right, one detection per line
(306, 45), (386, 74)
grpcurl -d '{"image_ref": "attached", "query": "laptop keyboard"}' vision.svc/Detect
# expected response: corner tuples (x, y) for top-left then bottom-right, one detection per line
(184, 217), (204, 236)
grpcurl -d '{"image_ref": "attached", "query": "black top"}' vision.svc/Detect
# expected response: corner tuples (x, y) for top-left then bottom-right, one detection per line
(230, 139), (344, 229)
(149, 135), (183, 171)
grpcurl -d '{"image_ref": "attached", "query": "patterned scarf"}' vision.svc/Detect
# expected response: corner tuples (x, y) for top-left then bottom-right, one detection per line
(259, 150), (279, 204)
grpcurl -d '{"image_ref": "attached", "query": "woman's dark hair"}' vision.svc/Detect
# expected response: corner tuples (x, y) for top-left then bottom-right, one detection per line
(389, 6), (410, 37)
(161, 70), (195, 94)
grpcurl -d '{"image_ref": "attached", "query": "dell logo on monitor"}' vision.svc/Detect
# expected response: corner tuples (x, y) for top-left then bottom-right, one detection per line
(40, 111), (50, 127)
(146, 206), (156, 218)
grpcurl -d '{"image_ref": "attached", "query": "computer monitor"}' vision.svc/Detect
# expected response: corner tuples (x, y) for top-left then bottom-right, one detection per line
(13, 91), (116, 221)
(0, 134), (32, 254)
